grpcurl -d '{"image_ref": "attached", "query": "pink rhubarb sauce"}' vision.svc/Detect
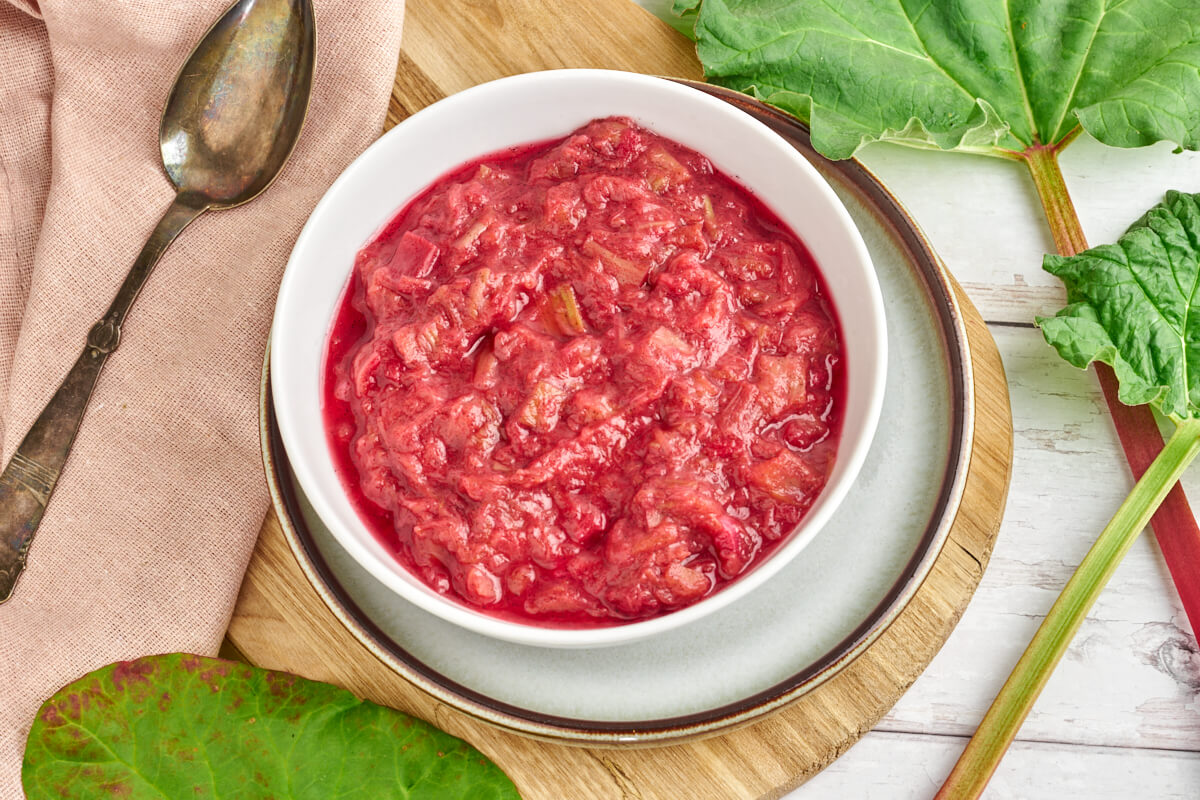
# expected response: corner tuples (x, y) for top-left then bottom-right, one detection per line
(323, 117), (843, 627)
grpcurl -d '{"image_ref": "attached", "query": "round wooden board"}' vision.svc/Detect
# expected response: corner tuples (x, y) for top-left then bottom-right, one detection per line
(225, 2), (1013, 797)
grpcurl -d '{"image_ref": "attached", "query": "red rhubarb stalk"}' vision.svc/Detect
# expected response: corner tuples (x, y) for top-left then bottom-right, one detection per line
(1022, 143), (1200, 637)
(936, 146), (1200, 800)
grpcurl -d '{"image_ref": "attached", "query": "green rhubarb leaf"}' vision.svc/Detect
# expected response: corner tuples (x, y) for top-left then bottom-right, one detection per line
(668, 0), (699, 39)
(681, 0), (1200, 159)
(22, 654), (520, 800)
(1037, 191), (1200, 422)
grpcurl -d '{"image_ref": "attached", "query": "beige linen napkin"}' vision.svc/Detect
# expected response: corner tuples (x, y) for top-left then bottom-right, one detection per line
(0, 0), (404, 795)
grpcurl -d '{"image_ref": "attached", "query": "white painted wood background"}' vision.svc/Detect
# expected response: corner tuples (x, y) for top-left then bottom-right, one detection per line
(797, 136), (1200, 800)
(631, 1), (1200, 797)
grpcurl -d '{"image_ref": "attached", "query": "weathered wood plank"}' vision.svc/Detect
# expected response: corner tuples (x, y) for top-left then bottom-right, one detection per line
(876, 325), (1200, 752)
(792, 731), (1200, 799)
(858, 138), (1200, 324)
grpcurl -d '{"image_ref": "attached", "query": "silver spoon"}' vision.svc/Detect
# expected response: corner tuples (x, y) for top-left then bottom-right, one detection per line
(0, 0), (315, 602)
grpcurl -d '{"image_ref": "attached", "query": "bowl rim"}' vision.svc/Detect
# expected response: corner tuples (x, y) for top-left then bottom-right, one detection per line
(270, 68), (887, 647)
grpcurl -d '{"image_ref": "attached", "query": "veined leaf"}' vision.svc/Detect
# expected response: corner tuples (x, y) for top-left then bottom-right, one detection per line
(680, 0), (1200, 159)
(1038, 191), (1200, 423)
(668, 0), (699, 39)
(22, 654), (520, 800)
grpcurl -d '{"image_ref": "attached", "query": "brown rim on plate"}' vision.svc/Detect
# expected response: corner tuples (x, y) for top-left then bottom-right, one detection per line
(259, 85), (974, 745)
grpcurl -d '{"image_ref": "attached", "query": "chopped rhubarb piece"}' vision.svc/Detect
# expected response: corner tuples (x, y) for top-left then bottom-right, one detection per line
(472, 342), (499, 389)
(393, 230), (439, 277)
(749, 450), (824, 504)
(544, 184), (587, 230)
(700, 193), (719, 238)
(582, 237), (649, 287)
(513, 380), (569, 434)
(645, 145), (691, 193)
(543, 284), (588, 336)
(754, 353), (809, 415)
(453, 213), (492, 250)
(350, 345), (382, 397)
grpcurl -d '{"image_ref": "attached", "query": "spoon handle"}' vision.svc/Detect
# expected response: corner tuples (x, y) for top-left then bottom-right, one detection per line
(0, 193), (208, 603)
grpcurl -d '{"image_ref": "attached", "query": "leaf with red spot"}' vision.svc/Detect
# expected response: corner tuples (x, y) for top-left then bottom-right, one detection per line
(22, 653), (520, 799)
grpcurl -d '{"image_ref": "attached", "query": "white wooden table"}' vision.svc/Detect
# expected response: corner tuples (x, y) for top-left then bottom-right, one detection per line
(630, 2), (1200, 797)
(793, 135), (1200, 800)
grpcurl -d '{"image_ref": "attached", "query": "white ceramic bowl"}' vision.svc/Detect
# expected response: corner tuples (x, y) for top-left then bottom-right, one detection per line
(271, 69), (887, 648)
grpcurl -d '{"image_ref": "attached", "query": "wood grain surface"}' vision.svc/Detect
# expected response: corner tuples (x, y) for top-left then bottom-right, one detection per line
(225, 1), (1014, 797)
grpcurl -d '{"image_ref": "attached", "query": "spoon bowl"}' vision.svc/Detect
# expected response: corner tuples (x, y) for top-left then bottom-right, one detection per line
(161, 0), (316, 208)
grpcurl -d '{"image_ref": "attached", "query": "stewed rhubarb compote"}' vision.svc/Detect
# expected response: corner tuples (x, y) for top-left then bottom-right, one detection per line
(323, 117), (843, 626)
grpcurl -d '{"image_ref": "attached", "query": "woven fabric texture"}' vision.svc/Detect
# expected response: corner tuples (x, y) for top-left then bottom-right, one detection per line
(0, 1), (404, 794)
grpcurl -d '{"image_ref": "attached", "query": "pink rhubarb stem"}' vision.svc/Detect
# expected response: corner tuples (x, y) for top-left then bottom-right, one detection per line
(936, 142), (1200, 800)
(1022, 143), (1200, 637)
